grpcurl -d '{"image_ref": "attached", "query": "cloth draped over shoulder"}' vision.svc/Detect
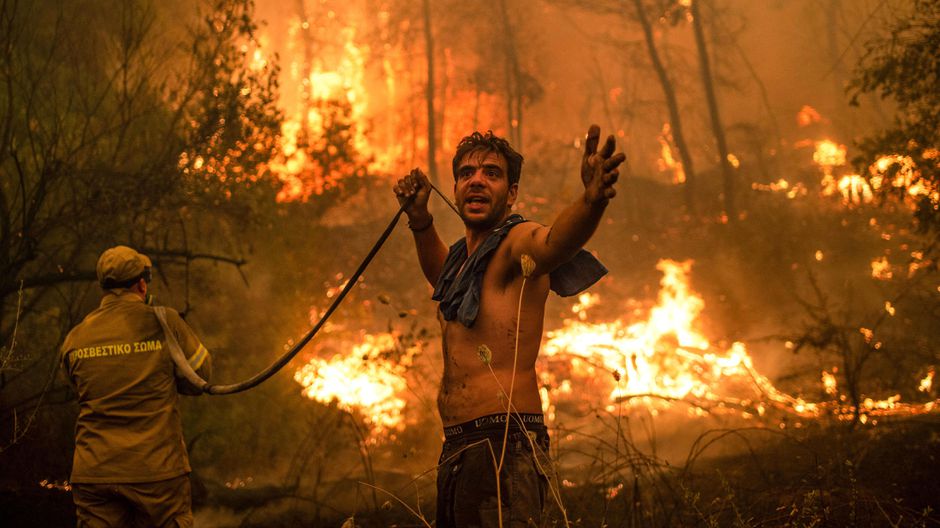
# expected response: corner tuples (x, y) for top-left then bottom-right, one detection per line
(432, 214), (607, 327)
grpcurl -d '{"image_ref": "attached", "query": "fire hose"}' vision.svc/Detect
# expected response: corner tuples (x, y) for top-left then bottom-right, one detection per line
(157, 183), (459, 396)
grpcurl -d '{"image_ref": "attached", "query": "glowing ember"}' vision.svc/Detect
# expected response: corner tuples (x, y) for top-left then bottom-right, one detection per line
(570, 292), (600, 321)
(908, 251), (928, 277)
(867, 154), (939, 206)
(796, 105), (823, 127)
(813, 140), (847, 170)
(812, 140), (852, 199)
(803, 136), (937, 209)
(870, 154), (917, 193)
(225, 476), (253, 489)
(919, 369), (934, 393)
(294, 332), (415, 436)
(38, 479), (71, 491)
(837, 174), (873, 205)
(751, 179), (807, 199)
(871, 256), (893, 280)
(606, 482), (624, 499)
(803, 137), (939, 209)
(822, 370), (838, 396)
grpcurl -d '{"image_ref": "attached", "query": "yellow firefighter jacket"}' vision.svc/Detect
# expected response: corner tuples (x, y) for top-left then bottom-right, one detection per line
(60, 291), (211, 484)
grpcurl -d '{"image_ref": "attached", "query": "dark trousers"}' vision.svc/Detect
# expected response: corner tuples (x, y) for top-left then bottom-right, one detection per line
(436, 426), (552, 528)
(71, 474), (193, 528)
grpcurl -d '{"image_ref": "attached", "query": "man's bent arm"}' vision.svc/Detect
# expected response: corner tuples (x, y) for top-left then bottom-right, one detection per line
(411, 221), (449, 287)
(511, 198), (608, 276)
(509, 125), (624, 275)
(168, 309), (211, 395)
(394, 168), (449, 287)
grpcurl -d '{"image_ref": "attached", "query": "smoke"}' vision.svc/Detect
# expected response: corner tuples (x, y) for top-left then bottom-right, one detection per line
(6, 0), (934, 524)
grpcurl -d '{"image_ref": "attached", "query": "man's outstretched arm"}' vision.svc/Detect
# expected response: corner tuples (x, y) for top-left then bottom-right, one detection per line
(508, 125), (625, 275)
(394, 168), (450, 287)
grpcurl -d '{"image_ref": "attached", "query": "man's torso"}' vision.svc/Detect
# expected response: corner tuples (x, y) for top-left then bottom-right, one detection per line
(437, 224), (549, 426)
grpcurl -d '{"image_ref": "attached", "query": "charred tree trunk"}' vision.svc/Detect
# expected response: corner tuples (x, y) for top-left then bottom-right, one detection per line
(498, 0), (523, 149)
(630, 0), (697, 213)
(439, 49), (449, 161)
(473, 78), (481, 131)
(422, 0), (438, 183)
(825, 0), (853, 135)
(296, 0), (314, 123)
(690, 0), (736, 221)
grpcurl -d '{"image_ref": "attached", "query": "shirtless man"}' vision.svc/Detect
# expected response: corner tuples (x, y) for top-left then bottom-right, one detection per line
(394, 126), (624, 527)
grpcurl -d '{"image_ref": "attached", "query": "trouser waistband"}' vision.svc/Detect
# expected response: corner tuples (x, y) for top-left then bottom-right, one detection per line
(443, 413), (545, 440)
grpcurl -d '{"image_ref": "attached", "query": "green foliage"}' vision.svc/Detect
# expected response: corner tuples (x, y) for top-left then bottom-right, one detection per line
(849, 0), (940, 234)
(0, 0), (282, 458)
(175, 0), (282, 212)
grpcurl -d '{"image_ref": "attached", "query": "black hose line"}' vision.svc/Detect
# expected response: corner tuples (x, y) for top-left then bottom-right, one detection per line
(200, 183), (458, 396)
(204, 203), (409, 395)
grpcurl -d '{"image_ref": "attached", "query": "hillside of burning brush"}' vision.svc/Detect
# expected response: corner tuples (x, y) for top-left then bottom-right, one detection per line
(162, 140), (937, 524)
(6, 142), (936, 526)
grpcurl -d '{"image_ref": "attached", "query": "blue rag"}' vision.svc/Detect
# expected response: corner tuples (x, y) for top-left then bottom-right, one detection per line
(432, 214), (608, 327)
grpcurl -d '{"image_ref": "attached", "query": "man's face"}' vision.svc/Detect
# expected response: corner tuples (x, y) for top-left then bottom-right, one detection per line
(454, 150), (518, 230)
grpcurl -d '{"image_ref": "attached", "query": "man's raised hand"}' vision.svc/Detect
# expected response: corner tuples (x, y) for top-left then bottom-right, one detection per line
(394, 168), (433, 225)
(581, 125), (626, 205)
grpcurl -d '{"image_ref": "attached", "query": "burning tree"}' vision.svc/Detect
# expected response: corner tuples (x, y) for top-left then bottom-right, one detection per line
(850, 0), (940, 237)
(267, 1), (378, 204)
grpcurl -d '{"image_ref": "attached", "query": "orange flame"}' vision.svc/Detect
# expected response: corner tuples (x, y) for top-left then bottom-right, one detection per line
(269, 16), (387, 202)
(919, 369), (934, 394)
(294, 332), (415, 436)
(540, 260), (819, 419)
(822, 370), (838, 396)
(868, 154), (939, 204)
(751, 179), (807, 199)
(657, 123), (686, 184)
(293, 260), (938, 439)
(813, 140), (846, 169)
(796, 105), (823, 127)
(538, 259), (939, 423)
(804, 142), (939, 208)
(836, 174), (873, 205)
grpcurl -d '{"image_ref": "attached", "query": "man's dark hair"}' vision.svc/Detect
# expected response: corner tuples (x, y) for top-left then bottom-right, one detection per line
(101, 268), (152, 290)
(101, 267), (153, 290)
(452, 131), (524, 185)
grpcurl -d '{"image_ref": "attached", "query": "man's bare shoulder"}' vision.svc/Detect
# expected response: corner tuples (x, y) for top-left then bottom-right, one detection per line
(486, 220), (545, 280)
(494, 219), (532, 251)
(504, 220), (545, 244)
(501, 220), (548, 259)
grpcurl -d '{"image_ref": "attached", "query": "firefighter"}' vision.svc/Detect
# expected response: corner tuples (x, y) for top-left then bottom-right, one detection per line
(60, 246), (210, 527)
